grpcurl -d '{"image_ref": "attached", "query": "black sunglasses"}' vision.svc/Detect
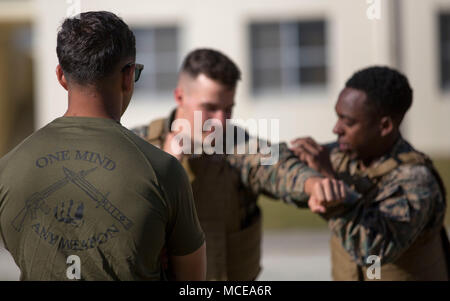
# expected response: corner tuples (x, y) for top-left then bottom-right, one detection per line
(122, 63), (144, 82)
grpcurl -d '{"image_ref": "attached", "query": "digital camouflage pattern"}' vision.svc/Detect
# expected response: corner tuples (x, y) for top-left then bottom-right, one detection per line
(225, 142), (320, 208)
(131, 110), (321, 280)
(132, 110), (321, 220)
(327, 137), (447, 266)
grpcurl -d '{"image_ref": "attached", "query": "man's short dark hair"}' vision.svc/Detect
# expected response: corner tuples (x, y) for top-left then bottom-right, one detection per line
(181, 48), (241, 89)
(57, 11), (136, 85)
(346, 66), (413, 121)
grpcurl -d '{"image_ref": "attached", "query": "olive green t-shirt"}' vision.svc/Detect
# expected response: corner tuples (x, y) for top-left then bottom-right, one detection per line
(0, 117), (204, 280)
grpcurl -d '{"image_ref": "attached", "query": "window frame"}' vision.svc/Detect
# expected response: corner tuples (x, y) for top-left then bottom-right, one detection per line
(248, 19), (329, 97)
(131, 25), (180, 98)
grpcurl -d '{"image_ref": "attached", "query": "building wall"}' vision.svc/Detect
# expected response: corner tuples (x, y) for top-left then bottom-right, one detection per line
(401, 0), (450, 155)
(31, 0), (450, 155)
(0, 0), (34, 156)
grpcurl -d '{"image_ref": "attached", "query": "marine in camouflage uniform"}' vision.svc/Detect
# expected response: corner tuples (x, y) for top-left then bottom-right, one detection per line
(132, 109), (323, 280)
(292, 66), (450, 280)
(325, 137), (449, 280)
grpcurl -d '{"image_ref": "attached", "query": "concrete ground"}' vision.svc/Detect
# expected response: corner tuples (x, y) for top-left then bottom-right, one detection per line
(0, 229), (332, 281)
(257, 230), (331, 281)
(0, 240), (20, 281)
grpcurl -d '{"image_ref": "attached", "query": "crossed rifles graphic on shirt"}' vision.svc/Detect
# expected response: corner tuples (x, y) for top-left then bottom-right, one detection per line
(11, 166), (133, 233)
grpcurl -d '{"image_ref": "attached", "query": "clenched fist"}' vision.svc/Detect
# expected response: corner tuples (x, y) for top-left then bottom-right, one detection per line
(304, 177), (347, 213)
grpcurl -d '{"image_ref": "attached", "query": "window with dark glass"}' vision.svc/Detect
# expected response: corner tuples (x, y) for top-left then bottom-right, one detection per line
(250, 20), (327, 95)
(439, 13), (450, 91)
(132, 26), (179, 95)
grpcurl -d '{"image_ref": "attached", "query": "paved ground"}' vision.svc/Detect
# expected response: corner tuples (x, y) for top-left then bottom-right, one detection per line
(0, 240), (20, 281)
(257, 230), (331, 281)
(0, 229), (332, 281)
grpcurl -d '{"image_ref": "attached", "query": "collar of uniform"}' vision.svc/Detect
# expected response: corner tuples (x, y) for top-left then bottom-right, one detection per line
(147, 108), (177, 147)
(333, 136), (407, 177)
(54, 116), (121, 126)
(353, 136), (407, 178)
(163, 108), (220, 160)
(163, 108), (177, 140)
(162, 109), (254, 160)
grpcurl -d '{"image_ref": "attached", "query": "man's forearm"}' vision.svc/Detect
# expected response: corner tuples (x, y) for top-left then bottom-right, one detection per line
(227, 143), (323, 206)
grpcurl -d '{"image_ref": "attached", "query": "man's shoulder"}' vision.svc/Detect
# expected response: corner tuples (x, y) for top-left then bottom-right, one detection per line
(130, 118), (166, 142)
(0, 129), (44, 171)
(375, 139), (437, 187)
(374, 159), (444, 209)
(119, 124), (172, 164)
(130, 124), (149, 139)
(388, 138), (438, 180)
(385, 162), (437, 186)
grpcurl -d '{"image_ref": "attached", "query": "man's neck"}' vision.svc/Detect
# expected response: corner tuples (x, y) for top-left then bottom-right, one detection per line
(359, 133), (401, 169)
(64, 88), (121, 121)
(173, 107), (183, 122)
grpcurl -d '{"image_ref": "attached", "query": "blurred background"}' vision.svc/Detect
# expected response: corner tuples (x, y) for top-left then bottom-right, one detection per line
(0, 0), (449, 280)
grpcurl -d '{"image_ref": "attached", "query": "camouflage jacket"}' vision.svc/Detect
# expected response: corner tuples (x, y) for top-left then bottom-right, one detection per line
(327, 137), (447, 266)
(132, 110), (321, 227)
(131, 110), (322, 280)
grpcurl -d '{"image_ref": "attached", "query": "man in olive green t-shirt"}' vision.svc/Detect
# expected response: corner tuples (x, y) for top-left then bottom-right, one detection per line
(0, 11), (205, 281)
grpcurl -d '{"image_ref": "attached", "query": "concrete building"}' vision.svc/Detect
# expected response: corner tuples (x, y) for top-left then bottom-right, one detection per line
(0, 0), (449, 156)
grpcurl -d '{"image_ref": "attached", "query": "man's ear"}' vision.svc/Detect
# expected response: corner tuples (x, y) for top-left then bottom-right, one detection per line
(121, 65), (134, 93)
(174, 87), (184, 106)
(380, 116), (394, 137)
(56, 65), (68, 91)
